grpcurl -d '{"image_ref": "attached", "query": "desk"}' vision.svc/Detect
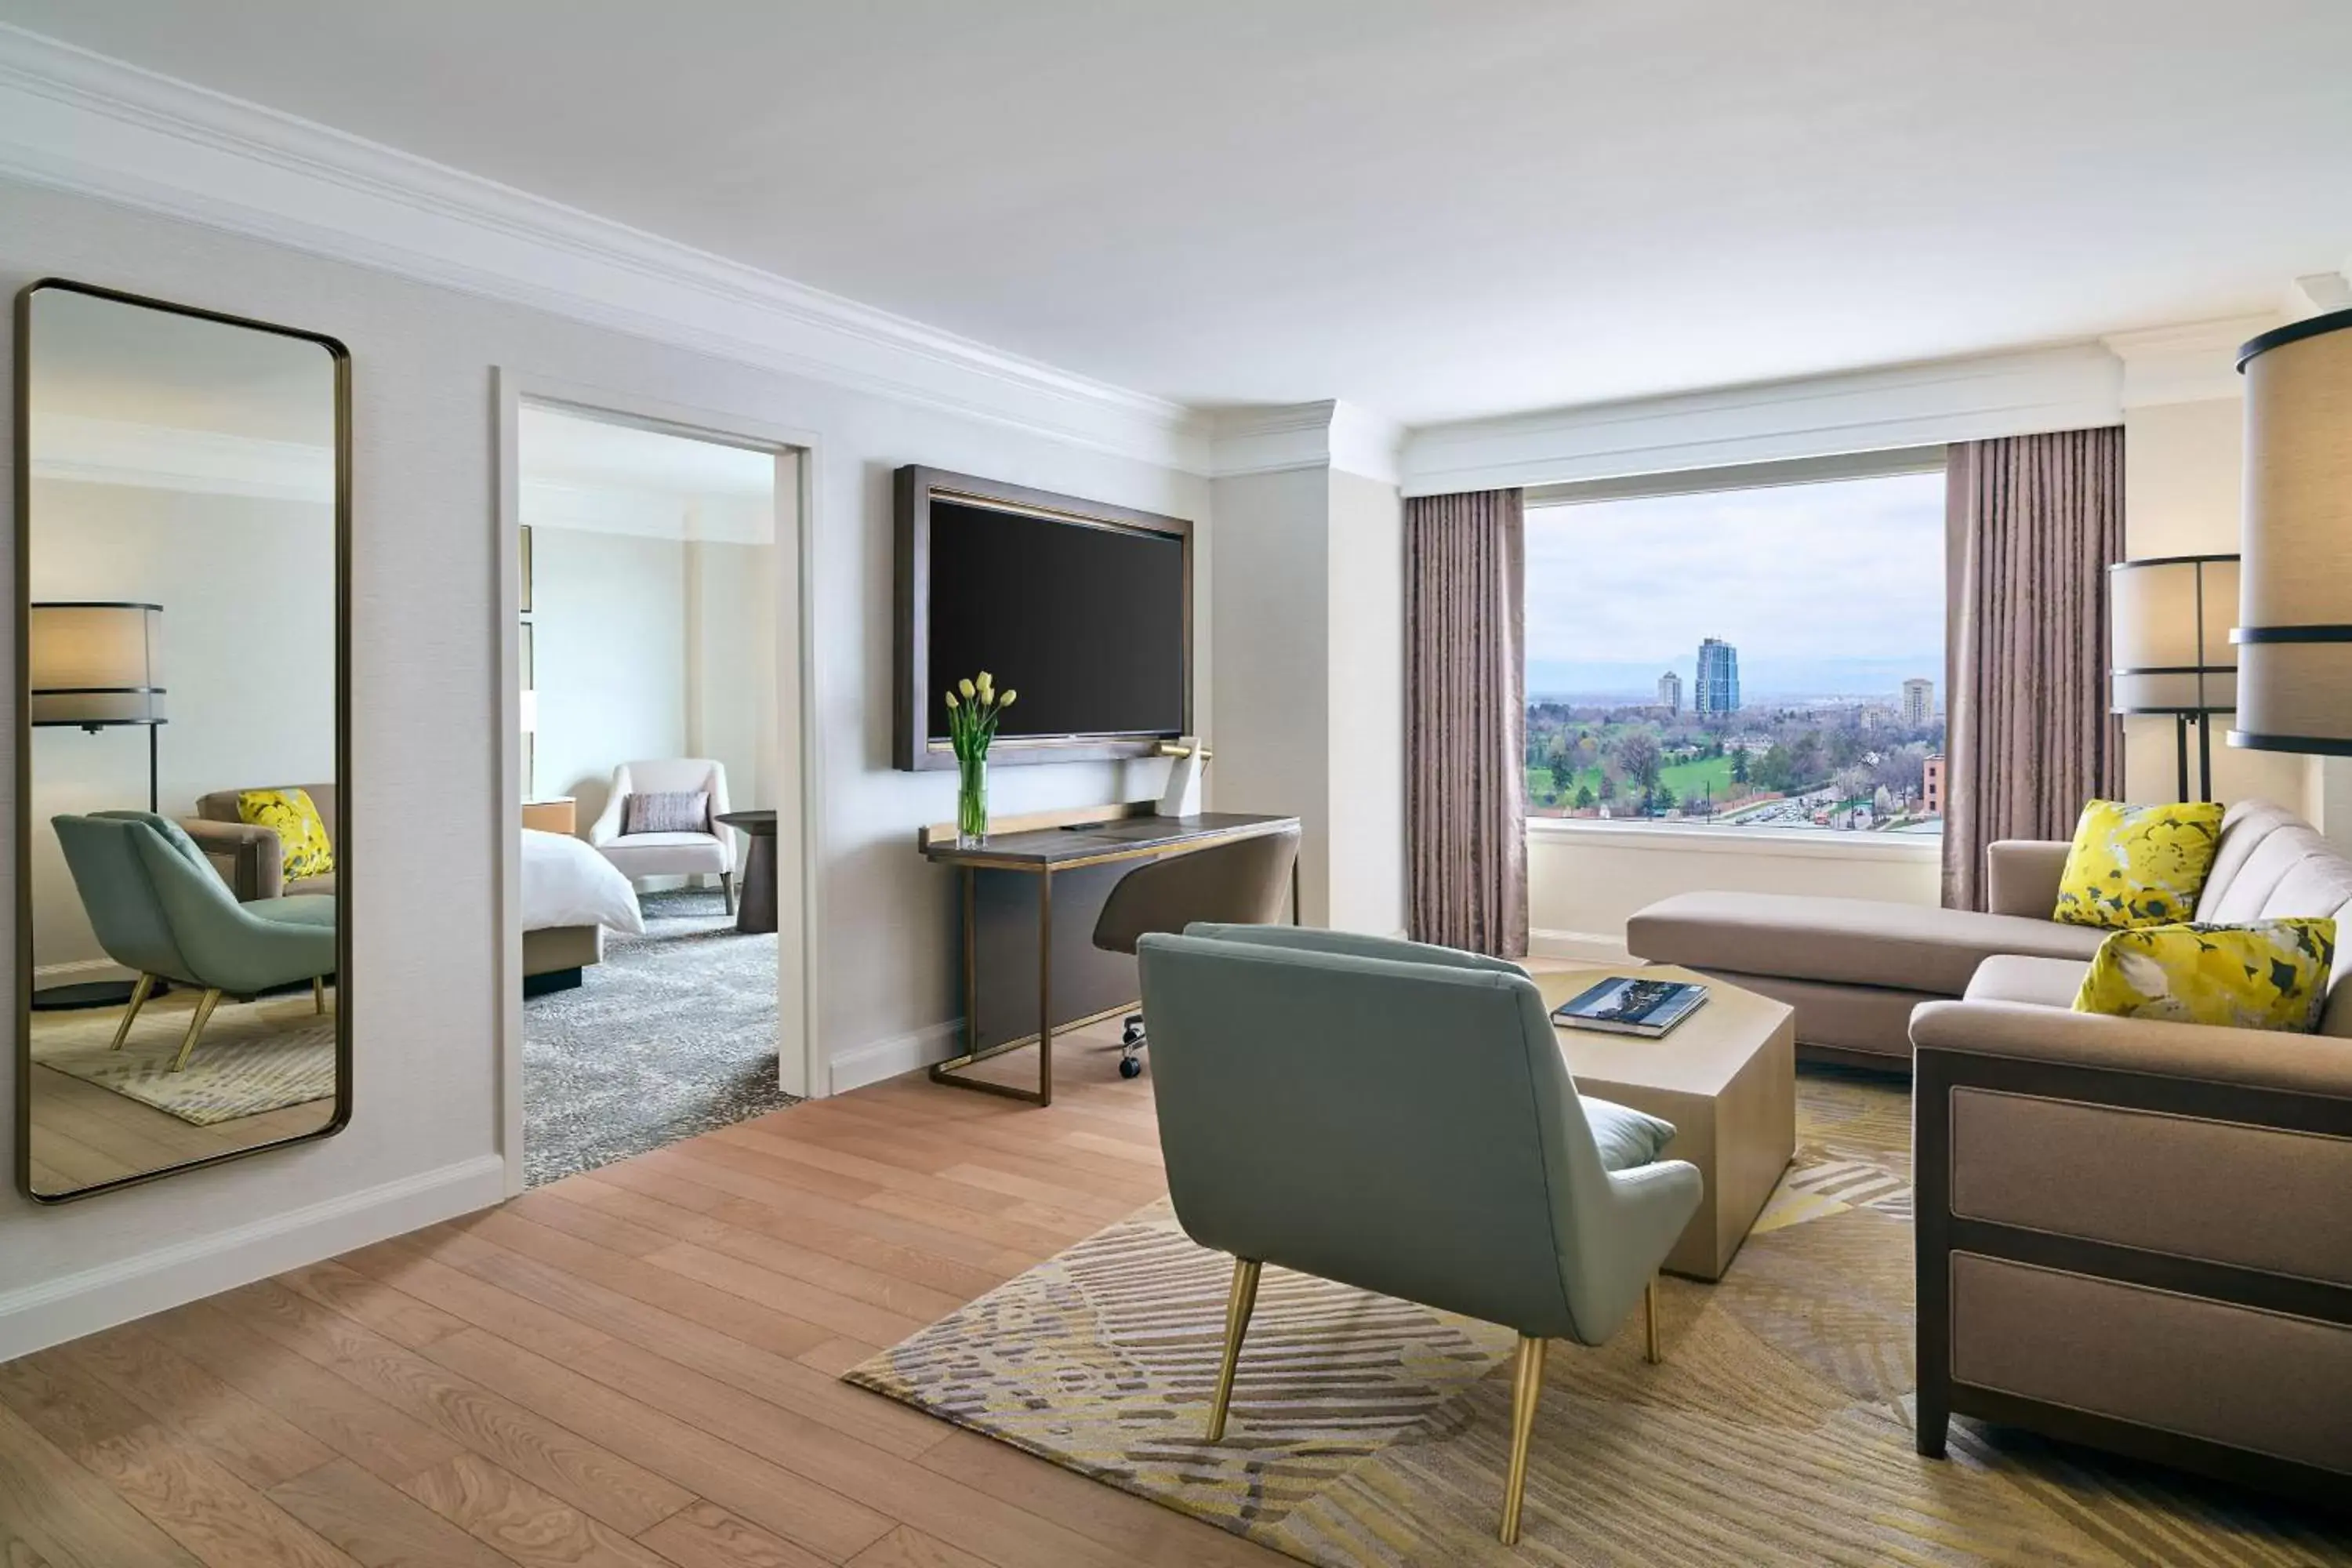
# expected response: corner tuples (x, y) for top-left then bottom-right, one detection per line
(920, 804), (1301, 1105)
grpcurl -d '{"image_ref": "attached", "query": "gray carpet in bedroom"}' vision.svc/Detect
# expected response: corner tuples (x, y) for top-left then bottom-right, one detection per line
(523, 887), (798, 1187)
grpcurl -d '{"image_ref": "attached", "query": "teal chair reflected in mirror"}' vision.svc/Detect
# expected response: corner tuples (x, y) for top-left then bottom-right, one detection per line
(1135, 924), (1704, 1545)
(53, 811), (336, 1072)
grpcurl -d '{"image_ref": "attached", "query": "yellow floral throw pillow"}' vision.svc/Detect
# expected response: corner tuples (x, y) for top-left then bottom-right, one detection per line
(2073, 919), (2336, 1033)
(236, 787), (335, 882)
(2053, 799), (2225, 929)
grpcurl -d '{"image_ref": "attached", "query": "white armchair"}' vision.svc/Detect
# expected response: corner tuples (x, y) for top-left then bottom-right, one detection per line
(588, 758), (737, 911)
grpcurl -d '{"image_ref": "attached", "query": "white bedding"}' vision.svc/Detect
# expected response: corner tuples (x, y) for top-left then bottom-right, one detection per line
(522, 828), (645, 934)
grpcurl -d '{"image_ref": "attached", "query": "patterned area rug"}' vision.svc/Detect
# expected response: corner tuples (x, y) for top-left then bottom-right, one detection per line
(31, 991), (333, 1125)
(523, 888), (797, 1186)
(847, 1069), (2350, 1566)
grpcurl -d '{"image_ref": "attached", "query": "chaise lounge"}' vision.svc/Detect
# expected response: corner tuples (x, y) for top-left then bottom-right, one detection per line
(1624, 800), (2347, 1068)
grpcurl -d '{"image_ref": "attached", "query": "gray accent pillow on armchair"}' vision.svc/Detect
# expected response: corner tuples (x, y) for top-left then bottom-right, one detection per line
(623, 789), (710, 835)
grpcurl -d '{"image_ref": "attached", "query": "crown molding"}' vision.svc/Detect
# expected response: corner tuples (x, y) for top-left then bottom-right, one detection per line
(30, 413), (332, 501)
(1397, 341), (2124, 496)
(2102, 313), (2278, 408)
(0, 24), (1211, 472)
(1209, 399), (1402, 485)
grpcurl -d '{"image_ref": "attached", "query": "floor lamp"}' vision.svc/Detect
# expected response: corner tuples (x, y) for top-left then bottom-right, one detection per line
(2232, 307), (2352, 760)
(30, 601), (166, 1008)
(2110, 557), (2238, 802)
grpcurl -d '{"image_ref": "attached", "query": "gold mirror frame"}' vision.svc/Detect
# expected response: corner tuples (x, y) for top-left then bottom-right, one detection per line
(13, 278), (354, 1203)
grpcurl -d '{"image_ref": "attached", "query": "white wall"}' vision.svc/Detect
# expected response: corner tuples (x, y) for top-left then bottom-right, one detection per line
(531, 526), (688, 816)
(0, 178), (1204, 1359)
(1208, 466), (1331, 921)
(28, 479), (336, 975)
(1529, 826), (1942, 958)
(2119, 397), (2310, 815)
(688, 536), (781, 813)
(1322, 468), (1405, 935)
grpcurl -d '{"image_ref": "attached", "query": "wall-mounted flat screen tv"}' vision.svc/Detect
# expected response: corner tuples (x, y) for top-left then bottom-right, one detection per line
(895, 466), (1191, 771)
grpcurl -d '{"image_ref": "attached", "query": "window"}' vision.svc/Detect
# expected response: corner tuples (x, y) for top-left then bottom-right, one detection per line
(1525, 459), (1946, 838)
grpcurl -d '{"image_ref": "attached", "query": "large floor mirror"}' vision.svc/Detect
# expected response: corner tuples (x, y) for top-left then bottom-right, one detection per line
(16, 279), (350, 1201)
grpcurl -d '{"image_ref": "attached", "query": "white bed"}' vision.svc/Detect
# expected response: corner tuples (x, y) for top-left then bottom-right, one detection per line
(522, 828), (644, 993)
(524, 827), (644, 934)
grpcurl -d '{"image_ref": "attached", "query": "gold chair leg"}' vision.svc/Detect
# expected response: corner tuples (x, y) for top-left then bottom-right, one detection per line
(1205, 1258), (1261, 1442)
(1500, 1333), (1548, 1545)
(108, 973), (157, 1051)
(1644, 1276), (1662, 1365)
(169, 989), (224, 1073)
(314, 975), (327, 1014)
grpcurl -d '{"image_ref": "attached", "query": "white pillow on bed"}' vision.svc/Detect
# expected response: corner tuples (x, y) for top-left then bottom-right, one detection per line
(521, 827), (647, 934)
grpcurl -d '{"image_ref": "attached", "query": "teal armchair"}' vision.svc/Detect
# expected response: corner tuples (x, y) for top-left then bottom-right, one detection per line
(1135, 924), (1704, 1544)
(53, 811), (336, 1071)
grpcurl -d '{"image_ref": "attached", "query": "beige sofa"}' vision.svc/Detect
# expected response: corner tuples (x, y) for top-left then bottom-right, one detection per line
(1908, 801), (2352, 1501)
(181, 783), (338, 902)
(1625, 802), (2345, 1066)
(1635, 800), (2352, 1498)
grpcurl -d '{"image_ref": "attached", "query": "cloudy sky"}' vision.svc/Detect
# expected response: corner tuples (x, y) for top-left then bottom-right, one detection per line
(1525, 470), (1945, 702)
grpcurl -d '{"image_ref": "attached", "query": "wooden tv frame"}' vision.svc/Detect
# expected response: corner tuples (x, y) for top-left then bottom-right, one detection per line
(893, 465), (1192, 773)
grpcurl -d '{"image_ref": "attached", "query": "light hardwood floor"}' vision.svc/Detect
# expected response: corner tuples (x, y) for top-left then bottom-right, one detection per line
(0, 1018), (1291, 1568)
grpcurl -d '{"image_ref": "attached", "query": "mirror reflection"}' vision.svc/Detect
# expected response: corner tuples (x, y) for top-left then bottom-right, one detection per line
(20, 282), (347, 1200)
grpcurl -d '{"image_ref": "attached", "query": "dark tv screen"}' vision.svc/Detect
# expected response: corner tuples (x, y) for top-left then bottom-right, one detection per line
(926, 499), (1185, 742)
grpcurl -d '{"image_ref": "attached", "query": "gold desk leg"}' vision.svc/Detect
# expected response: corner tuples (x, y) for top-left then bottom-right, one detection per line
(928, 864), (1055, 1106)
(1644, 1276), (1662, 1365)
(1207, 1257), (1261, 1442)
(170, 988), (223, 1073)
(1500, 1334), (1548, 1544)
(1036, 867), (1053, 1105)
(108, 972), (156, 1051)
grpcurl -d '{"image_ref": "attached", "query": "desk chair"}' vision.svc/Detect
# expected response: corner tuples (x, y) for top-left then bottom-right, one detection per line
(1136, 925), (1702, 1544)
(1091, 824), (1298, 1077)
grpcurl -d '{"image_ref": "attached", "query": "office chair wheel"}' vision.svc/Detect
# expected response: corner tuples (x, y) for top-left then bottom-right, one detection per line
(1119, 1054), (1144, 1079)
(1121, 1017), (1145, 1047)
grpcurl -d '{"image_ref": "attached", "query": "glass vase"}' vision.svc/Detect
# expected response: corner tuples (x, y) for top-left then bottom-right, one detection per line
(956, 753), (989, 847)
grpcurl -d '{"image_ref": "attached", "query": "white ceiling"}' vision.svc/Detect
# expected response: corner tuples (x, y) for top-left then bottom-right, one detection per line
(7, 1), (2348, 426)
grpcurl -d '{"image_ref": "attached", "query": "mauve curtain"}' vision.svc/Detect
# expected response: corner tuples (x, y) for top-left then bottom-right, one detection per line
(1406, 488), (1527, 956)
(1943, 427), (2125, 910)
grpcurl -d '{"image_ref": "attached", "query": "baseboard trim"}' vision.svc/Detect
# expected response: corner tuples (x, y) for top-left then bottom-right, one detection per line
(1527, 927), (1634, 964)
(829, 1020), (964, 1096)
(0, 1152), (506, 1363)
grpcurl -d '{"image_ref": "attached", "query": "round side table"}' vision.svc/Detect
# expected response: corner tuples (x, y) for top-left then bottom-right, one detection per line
(713, 809), (778, 935)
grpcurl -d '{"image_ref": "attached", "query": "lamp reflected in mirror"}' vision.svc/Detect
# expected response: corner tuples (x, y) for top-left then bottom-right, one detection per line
(16, 278), (350, 1202)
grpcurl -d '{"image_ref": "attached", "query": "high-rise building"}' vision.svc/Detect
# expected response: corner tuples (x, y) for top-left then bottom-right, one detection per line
(1694, 637), (1740, 717)
(1901, 677), (1934, 728)
(1657, 670), (1682, 714)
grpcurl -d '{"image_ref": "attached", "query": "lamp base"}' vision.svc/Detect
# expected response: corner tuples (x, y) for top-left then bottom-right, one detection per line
(31, 979), (146, 1011)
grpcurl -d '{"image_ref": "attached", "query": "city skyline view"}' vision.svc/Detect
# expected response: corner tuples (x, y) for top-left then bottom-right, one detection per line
(1526, 470), (1946, 702)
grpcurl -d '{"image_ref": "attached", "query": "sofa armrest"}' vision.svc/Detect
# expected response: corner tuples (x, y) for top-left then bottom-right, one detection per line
(1911, 998), (2352, 1099)
(177, 817), (283, 902)
(1983, 839), (2071, 919)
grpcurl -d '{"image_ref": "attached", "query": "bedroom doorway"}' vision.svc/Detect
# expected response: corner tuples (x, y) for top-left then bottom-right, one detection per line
(495, 378), (815, 1193)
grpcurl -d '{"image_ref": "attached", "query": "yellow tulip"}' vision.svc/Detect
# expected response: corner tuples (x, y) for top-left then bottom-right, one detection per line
(944, 690), (960, 710)
(999, 690), (1018, 708)
(978, 670), (993, 689)
(958, 677), (976, 699)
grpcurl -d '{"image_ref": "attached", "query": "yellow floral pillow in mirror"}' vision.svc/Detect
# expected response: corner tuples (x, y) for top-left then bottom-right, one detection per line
(2052, 798), (2226, 929)
(2073, 918), (2336, 1032)
(236, 787), (335, 882)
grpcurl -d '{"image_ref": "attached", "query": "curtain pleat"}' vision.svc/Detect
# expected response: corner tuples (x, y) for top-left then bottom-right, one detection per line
(1405, 488), (1527, 956)
(1943, 428), (2125, 910)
